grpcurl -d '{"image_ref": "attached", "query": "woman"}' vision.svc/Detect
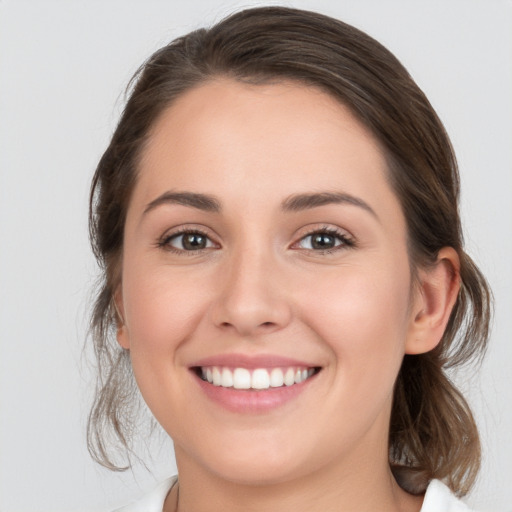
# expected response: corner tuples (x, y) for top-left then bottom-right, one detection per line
(88, 6), (491, 511)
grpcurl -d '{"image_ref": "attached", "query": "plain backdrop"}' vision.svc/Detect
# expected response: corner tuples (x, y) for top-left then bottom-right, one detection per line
(0, 1), (511, 511)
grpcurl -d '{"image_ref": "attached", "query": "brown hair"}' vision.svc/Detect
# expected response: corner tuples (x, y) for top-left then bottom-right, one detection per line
(88, 6), (491, 495)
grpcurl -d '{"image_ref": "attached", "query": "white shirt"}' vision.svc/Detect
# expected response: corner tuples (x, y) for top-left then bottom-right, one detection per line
(113, 476), (474, 512)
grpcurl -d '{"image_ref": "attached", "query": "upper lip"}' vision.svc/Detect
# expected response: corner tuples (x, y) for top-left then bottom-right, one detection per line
(191, 353), (320, 369)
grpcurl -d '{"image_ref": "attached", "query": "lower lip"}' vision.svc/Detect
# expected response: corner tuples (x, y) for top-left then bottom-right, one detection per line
(193, 371), (318, 413)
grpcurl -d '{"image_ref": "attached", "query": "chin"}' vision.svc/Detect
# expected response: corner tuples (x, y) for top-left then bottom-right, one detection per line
(189, 434), (317, 487)
(210, 458), (306, 487)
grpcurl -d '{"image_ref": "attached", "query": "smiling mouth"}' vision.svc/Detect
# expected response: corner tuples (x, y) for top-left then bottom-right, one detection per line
(194, 366), (321, 391)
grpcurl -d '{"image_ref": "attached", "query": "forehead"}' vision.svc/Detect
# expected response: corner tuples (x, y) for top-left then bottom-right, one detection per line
(132, 78), (400, 222)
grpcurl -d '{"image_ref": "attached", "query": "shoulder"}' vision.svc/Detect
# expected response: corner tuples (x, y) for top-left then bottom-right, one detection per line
(112, 476), (177, 512)
(421, 480), (475, 512)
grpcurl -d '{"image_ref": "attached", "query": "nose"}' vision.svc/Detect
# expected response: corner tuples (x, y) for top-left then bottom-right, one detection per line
(210, 247), (292, 337)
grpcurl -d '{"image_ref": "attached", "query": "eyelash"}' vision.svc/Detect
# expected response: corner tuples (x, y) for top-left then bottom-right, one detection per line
(157, 226), (355, 255)
(157, 227), (215, 256)
(294, 226), (355, 254)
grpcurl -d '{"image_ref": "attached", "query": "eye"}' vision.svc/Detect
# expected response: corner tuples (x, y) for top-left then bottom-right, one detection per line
(159, 230), (216, 252)
(295, 228), (354, 252)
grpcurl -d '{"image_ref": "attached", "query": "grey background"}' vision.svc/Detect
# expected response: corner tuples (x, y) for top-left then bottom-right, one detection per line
(0, 1), (511, 511)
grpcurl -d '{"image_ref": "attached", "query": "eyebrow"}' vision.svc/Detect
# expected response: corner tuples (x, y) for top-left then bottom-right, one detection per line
(143, 190), (377, 219)
(281, 191), (378, 219)
(143, 191), (221, 215)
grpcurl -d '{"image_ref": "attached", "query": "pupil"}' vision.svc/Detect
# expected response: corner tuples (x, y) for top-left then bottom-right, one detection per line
(312, 233), (334, 249)
(183, 233), (206, 250)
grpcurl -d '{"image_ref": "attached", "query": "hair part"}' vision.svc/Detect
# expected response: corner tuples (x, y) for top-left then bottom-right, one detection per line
(88, 6), (492, 494)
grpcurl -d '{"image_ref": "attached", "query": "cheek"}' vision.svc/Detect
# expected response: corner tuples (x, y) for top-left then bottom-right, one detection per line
(120, 265), (213, 419)
(300, 261), (412, 382)
(122, 264), (209, 356)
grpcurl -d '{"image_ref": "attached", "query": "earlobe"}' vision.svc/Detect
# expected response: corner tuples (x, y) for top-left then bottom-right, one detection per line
(117, 325), (130, 350)
(114, 288), (130, 350)
(405, 247), (461, 355)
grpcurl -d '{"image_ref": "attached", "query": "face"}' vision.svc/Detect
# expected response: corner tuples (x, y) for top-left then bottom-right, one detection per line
(117, 79), (422, 485)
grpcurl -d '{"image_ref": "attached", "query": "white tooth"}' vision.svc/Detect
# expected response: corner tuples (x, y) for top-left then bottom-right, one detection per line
(212, 367), (222, 386)
(295, 369), (302, 384)
(284, 367), (295, 386)
(221, 367), (233, 387)
(301, 369), (308, 381)
(308, 368), (315, 378)
(270, 368), (284, 387)
(252, 368), (270, 390)
(233, 368), (251, 389)
(206, 368), (213, 383)
(201, 367), (207, 380)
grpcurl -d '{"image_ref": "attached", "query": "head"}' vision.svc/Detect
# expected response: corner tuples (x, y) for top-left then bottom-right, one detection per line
(88, 6), (491, 496)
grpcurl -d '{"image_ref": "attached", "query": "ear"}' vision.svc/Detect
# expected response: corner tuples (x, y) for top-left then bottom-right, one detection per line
(405, 247), (460, 355)
(114, 286), (130, 350)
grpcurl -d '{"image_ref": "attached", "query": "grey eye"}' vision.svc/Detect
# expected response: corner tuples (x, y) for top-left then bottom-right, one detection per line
(169, 232), (214, 251)
(297, 232), (346, 250)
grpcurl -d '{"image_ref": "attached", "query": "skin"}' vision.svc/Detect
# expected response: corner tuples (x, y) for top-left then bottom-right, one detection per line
(116, 79), (460, 512)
